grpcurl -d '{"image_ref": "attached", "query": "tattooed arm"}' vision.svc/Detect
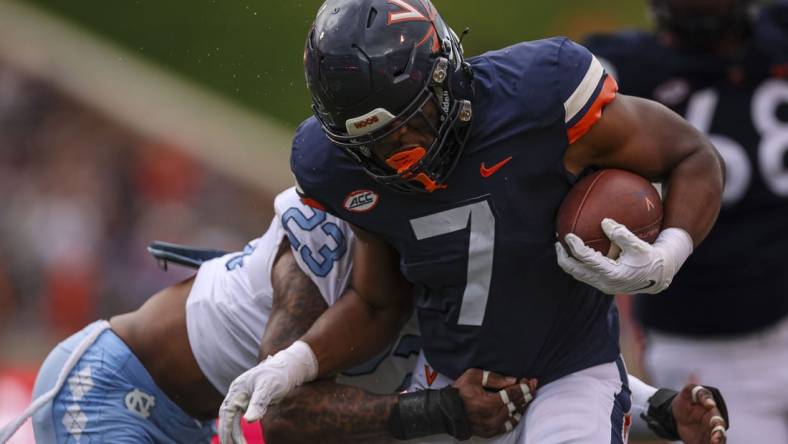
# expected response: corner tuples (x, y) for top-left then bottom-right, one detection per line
(259, 241), (398, 444)
(263, 382), (397, 444)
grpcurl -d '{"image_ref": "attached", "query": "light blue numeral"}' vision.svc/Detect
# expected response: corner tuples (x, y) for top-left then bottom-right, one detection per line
(282, 207), (347, 277)
(225, 242), (256, 270)
(282, 207), (326, 249)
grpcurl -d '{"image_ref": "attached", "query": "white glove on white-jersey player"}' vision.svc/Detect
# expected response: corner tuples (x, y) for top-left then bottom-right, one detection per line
(555, 218), (693, 295)
(218, 340), (318, 444)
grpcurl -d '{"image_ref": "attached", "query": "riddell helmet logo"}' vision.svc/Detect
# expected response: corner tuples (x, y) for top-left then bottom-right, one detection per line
(343, 190), (379, 213)
(353, 116), (380, 129)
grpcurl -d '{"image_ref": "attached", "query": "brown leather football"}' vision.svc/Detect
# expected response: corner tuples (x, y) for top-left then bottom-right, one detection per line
(556, 169), (663, 258)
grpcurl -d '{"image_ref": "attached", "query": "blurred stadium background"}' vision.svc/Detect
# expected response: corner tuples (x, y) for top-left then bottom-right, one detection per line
(0, 1), (652, 442)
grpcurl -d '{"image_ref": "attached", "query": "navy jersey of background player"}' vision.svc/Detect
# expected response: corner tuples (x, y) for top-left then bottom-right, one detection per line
(585, 3), (788, 336)
(293, 37), (621, 383)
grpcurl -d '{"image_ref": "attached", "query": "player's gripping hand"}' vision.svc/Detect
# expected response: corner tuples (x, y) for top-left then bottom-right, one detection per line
(555, 218), (693, 294)
(219, 341), (318, 444)
(673, 384), (729, 444)
(453, 369), (538, 438)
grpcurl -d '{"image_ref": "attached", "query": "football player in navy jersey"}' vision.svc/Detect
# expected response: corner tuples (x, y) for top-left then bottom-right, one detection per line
(584, 0), (788, 442)
(218, 0), (726, 442)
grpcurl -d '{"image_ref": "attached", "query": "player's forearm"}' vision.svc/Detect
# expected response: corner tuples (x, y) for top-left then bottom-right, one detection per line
(662, 138), (724, 247)
(301, 287), (410, 378)
(263, 380), (397, 444)
(260, 248), (329, 358)
(565, 95), (724, 247)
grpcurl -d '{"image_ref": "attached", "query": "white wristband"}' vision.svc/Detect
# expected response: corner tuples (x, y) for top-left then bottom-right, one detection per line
(627, 375), (660, 440)
(654, 227), (694, 281)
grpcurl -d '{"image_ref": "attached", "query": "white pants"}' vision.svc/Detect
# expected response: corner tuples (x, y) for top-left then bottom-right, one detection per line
(644, 316), (788, 444)
(404, 352), (631, 444)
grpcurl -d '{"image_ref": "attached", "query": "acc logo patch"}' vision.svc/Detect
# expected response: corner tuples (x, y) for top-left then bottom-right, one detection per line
(343, 189), (379, 213)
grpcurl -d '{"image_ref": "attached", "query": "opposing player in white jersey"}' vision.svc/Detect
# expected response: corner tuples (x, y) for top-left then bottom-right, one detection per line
(0, 187), (531, 444)
(1, 187), (727, 444)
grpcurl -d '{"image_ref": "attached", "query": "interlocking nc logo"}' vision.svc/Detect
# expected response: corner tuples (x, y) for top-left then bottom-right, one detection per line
(353, 115), (380, 129)
(125, 388), (156, 418)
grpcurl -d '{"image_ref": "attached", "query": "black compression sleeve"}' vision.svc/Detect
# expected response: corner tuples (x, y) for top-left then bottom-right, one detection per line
(642, 388), (680, 440)
(388, 386), (471, 441)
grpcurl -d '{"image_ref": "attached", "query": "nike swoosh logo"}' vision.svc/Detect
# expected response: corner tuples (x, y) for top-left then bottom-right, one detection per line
(480, 156), (513, 178)
(632, 280), (657, 292)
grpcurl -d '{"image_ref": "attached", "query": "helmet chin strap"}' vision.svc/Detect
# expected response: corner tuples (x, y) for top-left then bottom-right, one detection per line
(385, 146), (447, 193)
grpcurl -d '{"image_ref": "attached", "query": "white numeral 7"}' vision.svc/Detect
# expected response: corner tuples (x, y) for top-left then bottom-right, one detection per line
(410, 200), (495, 326)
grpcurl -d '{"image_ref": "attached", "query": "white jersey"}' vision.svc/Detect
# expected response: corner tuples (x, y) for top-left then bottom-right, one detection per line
(186, 187), (418, 395)
(338, 314), (420, 394)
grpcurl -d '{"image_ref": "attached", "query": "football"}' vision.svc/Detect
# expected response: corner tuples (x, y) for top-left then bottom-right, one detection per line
(556, 169), (663, 258)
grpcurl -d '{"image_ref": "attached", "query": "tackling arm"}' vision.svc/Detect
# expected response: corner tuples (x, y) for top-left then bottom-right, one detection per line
(259, 240), (400, 444)
(253, 239), (531, 443)
(218, 229), (412, 443)
(225, 235), (534, 444)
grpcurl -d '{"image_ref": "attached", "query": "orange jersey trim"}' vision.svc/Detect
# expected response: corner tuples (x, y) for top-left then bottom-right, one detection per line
(567, 75), (619, 145)
(300, 197), (326, 211)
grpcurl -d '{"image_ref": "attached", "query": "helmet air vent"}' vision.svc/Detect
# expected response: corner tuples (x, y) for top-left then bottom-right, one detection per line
(393, 44), (419, 83)
(367, 8), (378, 28)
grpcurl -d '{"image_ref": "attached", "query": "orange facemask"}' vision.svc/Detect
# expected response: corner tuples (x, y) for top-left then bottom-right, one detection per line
(385, 146), (447, 193)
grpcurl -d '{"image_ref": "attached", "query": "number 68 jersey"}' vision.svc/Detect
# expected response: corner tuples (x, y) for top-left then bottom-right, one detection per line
(585, 2), (788, 336)
(185, 187), (418, 396)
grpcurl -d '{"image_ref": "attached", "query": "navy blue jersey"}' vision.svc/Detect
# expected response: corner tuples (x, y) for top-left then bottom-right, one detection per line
(585, 3), (788, 336)
(292, 38), (622, 382)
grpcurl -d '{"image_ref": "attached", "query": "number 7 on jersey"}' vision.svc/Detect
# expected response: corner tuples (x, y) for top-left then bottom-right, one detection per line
(409, 200), (495, 326)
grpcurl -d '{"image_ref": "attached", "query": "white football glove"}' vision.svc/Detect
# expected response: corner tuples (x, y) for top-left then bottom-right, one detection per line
(218, 340), (318, 444)
(555, 218), (693, 295)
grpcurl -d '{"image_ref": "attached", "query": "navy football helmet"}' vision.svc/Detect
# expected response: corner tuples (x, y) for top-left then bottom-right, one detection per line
(650, 0), (759, 48)
(304, 0), (474, 193)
